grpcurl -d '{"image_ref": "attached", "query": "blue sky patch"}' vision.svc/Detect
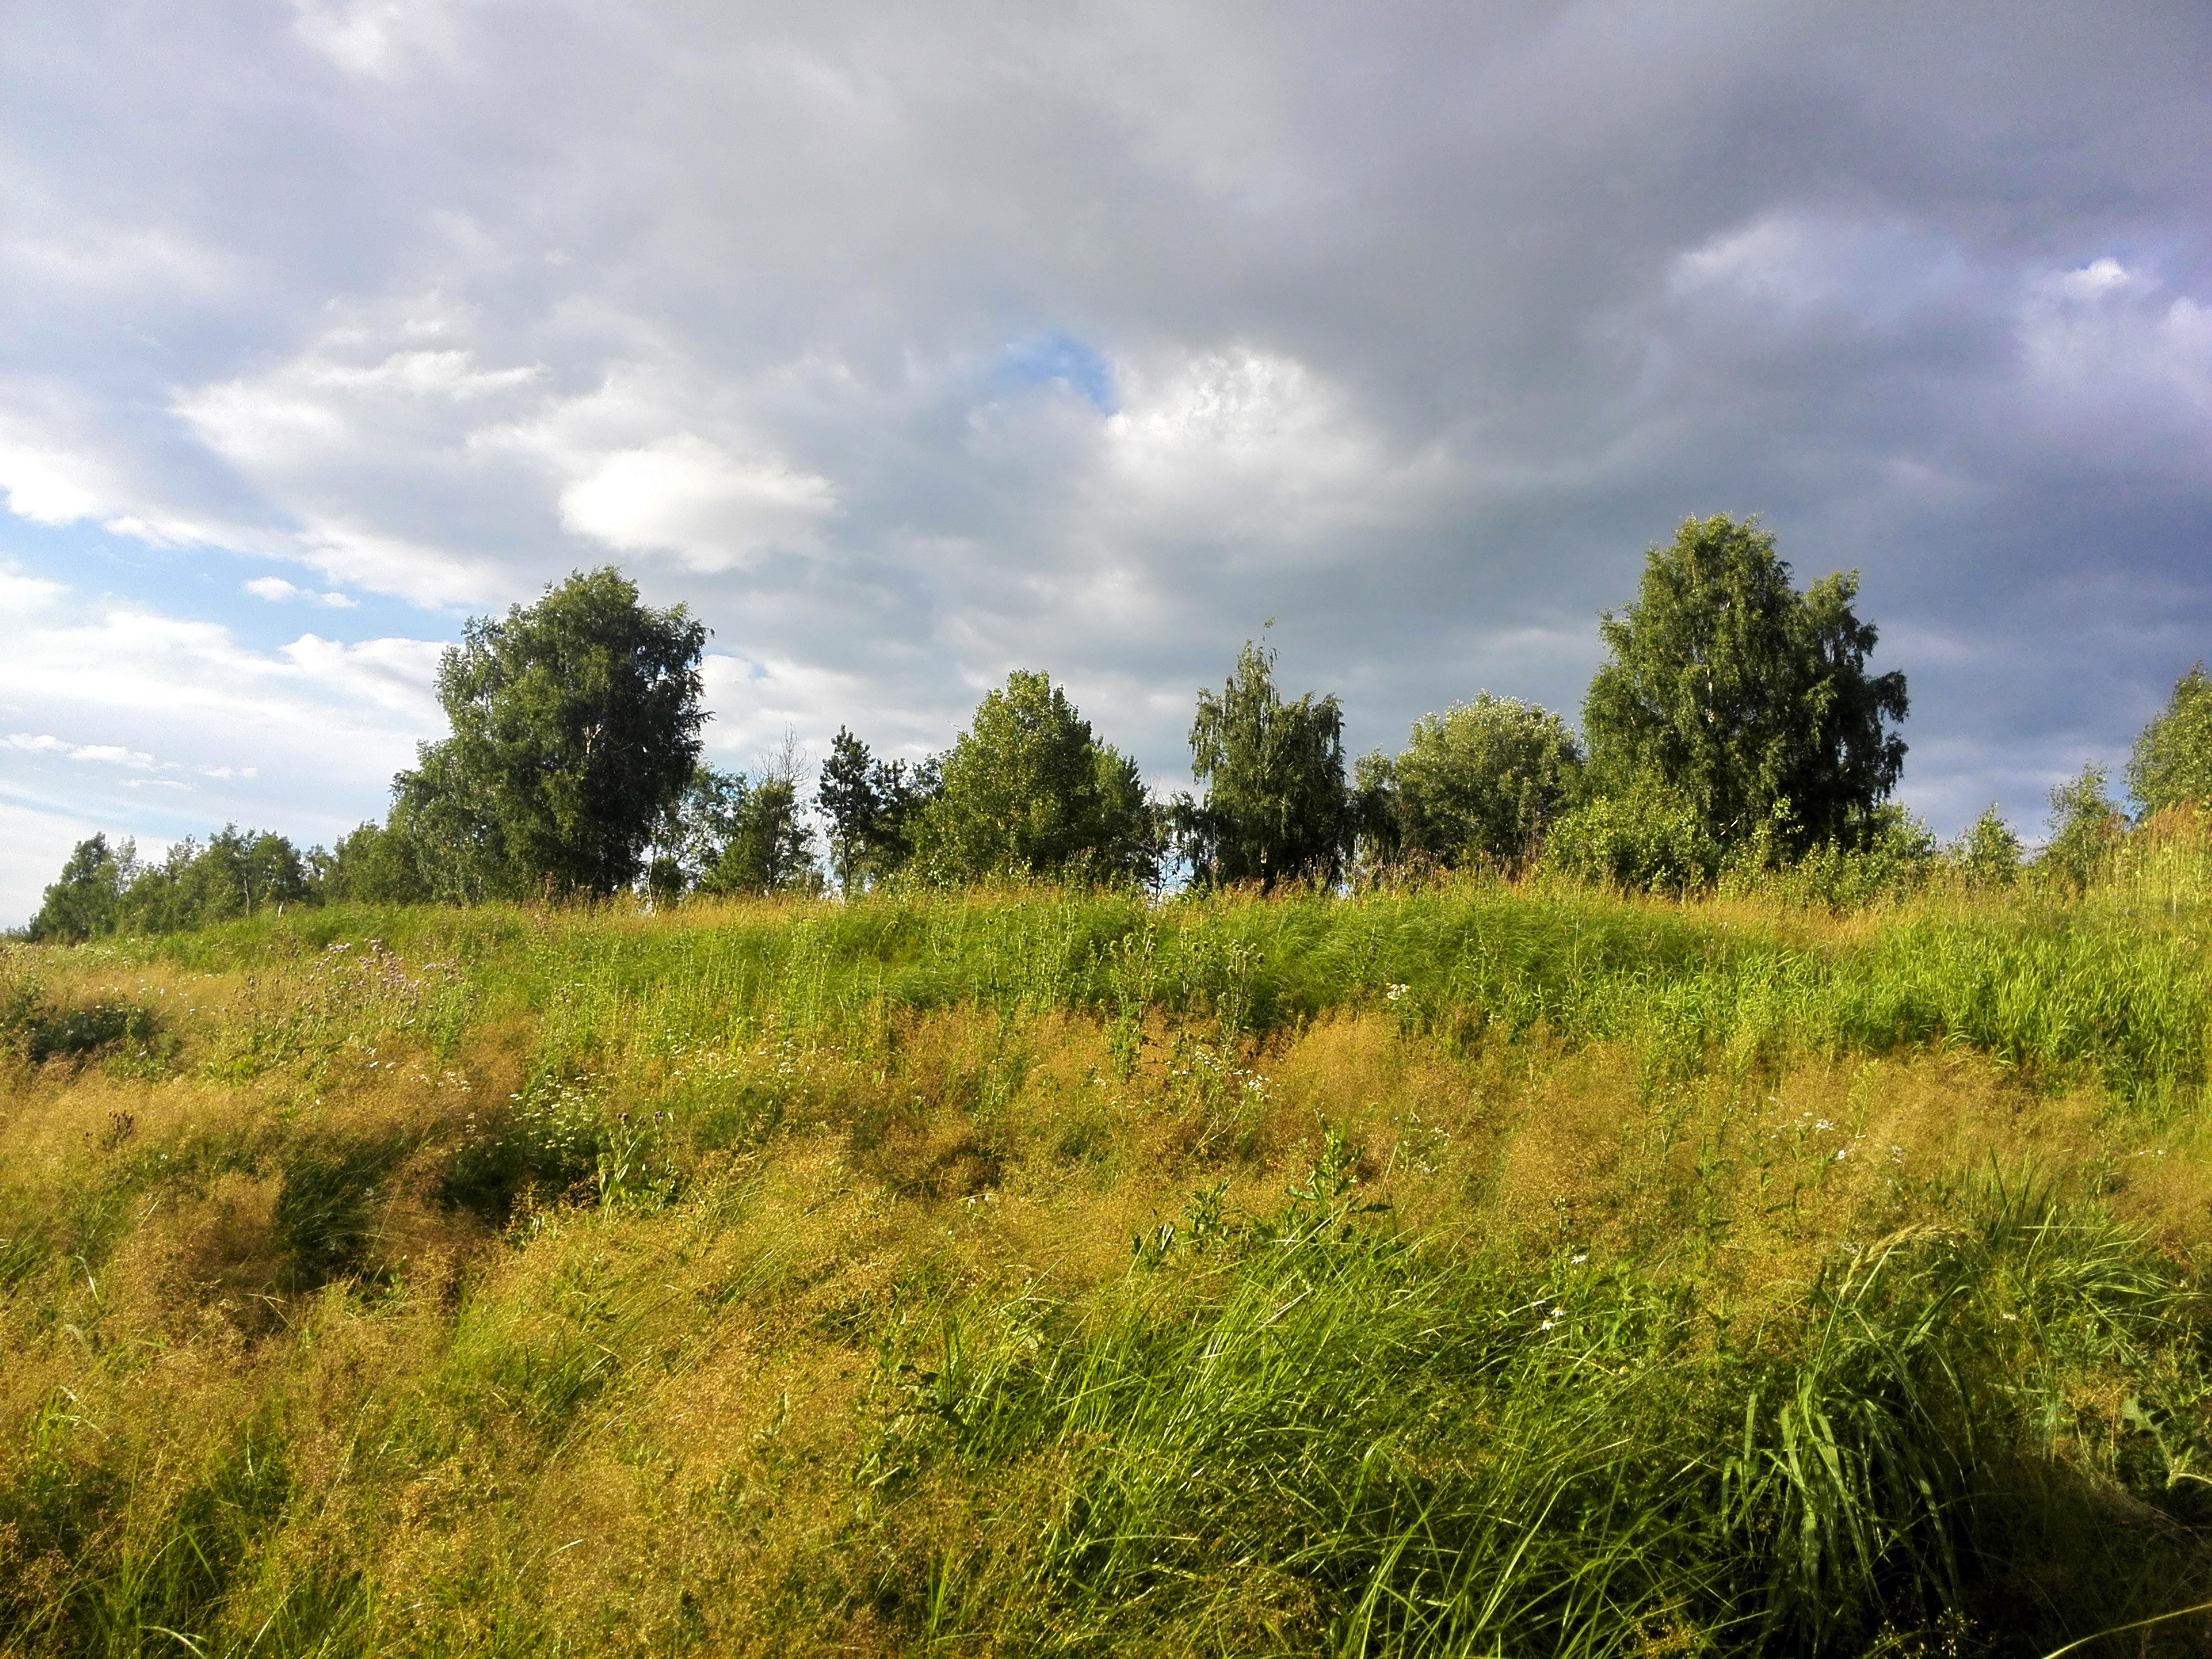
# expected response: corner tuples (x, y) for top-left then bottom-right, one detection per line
(997, 333), (1116, 412)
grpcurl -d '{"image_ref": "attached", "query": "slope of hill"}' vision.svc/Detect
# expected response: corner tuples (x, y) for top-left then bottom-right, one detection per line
(5, 869), (2212, 1656)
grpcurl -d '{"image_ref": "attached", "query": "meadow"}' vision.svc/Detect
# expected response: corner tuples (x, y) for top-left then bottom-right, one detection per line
(7, 836), (2212, 1656)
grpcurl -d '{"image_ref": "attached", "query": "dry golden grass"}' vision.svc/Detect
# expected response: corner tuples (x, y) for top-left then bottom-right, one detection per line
(7, 885), (2212, 1655)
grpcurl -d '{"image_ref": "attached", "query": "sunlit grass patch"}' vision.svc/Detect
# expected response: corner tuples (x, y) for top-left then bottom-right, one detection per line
(5, 879), (2212, 1654)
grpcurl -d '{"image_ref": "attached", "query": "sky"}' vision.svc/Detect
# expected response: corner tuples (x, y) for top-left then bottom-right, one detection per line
(3, 1), (2210, 924)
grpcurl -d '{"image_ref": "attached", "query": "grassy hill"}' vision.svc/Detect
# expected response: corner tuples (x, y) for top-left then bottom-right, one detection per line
(6, 859), (2212, 1656)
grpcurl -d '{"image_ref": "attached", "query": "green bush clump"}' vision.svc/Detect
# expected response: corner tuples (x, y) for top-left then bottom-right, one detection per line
(0, 972), (167, 1069)
(1542, 782), (1722, 894)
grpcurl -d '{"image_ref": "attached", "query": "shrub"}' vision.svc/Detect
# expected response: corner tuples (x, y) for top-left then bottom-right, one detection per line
(1542, 781), (1721, 893)
(2039, 762), (2127, 893)
(1949, 804), (2023, 888)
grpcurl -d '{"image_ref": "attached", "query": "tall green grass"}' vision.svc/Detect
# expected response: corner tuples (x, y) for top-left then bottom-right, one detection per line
(7, 872), (2212, 1656)
(106, 878), (2203, 1105)
(862, 1164), (2207, 1655)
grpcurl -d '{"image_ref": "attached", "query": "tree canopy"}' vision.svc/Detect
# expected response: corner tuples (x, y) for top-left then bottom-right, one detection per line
(1359, 694), (1581, 869)
(913, 672), (1153, 883)
(26, 834), (130, 942)
(1183, 640), (1348, 889)
(401, 567), (709, 897)
(700, 744), (821, 897)
(2127, 663), (2212, 817)
(819, 729), (938, 893)
(27, 826), (312, 941)
(1582, 514), (1907, 857)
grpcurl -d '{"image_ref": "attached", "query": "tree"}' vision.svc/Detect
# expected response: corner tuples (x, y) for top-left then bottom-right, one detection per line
(1183, 640), (1347, 890)
(401, 567), (709, 898)
(819, 728), (939, 893)
(913, 671), (1153, 882)
(1582, 514), (1908, 859)
(314, 821), (432, 905)
(1949, 805), (2023, 889)
(1359, 695), (1582, 870)
(701, 742), (820, 896)
(110, 826), (308, 933)
(644, 765), (750, 901)
(2039, 762), (2126, 892)
(2127, 663), (2212, 817)
(26, 834), (136, 942)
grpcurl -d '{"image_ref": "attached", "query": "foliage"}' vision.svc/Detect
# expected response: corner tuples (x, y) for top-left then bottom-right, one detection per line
(117, 826), (311, 933)
(1950, 804), (2023, 889)
(700, 771), (820, 897)
(1735, 803), (1940, 910)
(1183, 638), (1349, 889)
(1542, 776), (1721, 894)
(314, 819), (432, 905)
(24, 834), (136, 942)
(1582, 514), (1909, 859)
(643, 764), (750, 901)
(401, 566), (710, 897)
(30, 827), (316, 941)
(2041, 762), (2128, 893)
(912, 670), (1154, 883)
(0, 977), (165, 1067)
(1359, 693), (1582, 870)
(2130, 663), (2212, 817)
(819, 728), (938, 893)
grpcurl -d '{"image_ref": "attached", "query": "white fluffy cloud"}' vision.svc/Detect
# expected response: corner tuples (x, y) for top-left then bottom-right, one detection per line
(556, 433), (837, 570)
(0, 572), (445, 918)
(245, 575), (357, 606)
(2016, 258), (2212, 470)
(1097, 347), (1455, 551)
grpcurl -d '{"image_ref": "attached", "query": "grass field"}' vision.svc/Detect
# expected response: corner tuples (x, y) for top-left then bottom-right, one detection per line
(7, 845), (2212, 1655)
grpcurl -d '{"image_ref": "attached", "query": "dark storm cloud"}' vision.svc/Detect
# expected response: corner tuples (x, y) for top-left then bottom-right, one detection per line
(3, 0), (2210, 917)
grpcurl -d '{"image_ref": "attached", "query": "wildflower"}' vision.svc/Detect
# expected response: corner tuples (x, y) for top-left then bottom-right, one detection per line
(1385, 984), (1410, 1002)
(1570, 1252), (1589, 1265)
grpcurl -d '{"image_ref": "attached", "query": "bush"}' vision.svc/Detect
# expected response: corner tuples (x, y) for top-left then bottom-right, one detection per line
(1948, 804), (2023, 889)
(0, 975), (167, 1069)
(1541, 781), (1721, 894)
(2039, 763), (2127, 893)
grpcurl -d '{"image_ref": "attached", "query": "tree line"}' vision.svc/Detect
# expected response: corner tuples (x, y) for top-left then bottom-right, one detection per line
(24, 514), (2212, 941)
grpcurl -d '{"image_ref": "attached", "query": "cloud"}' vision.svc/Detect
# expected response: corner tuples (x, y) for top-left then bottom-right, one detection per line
(4, 733), (162, 768)
(0, 567), (66, 613)
(287, 0), (466, 79)
(2015, 258), (2212, 468)
(0, 577), (447, 919)
(0, 438), (108, 525)
(245, 575), (358, 606)
(557, 432), (838, 571)
(1, 0), (2210, 895)
(1097, 346), (1456, 550)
